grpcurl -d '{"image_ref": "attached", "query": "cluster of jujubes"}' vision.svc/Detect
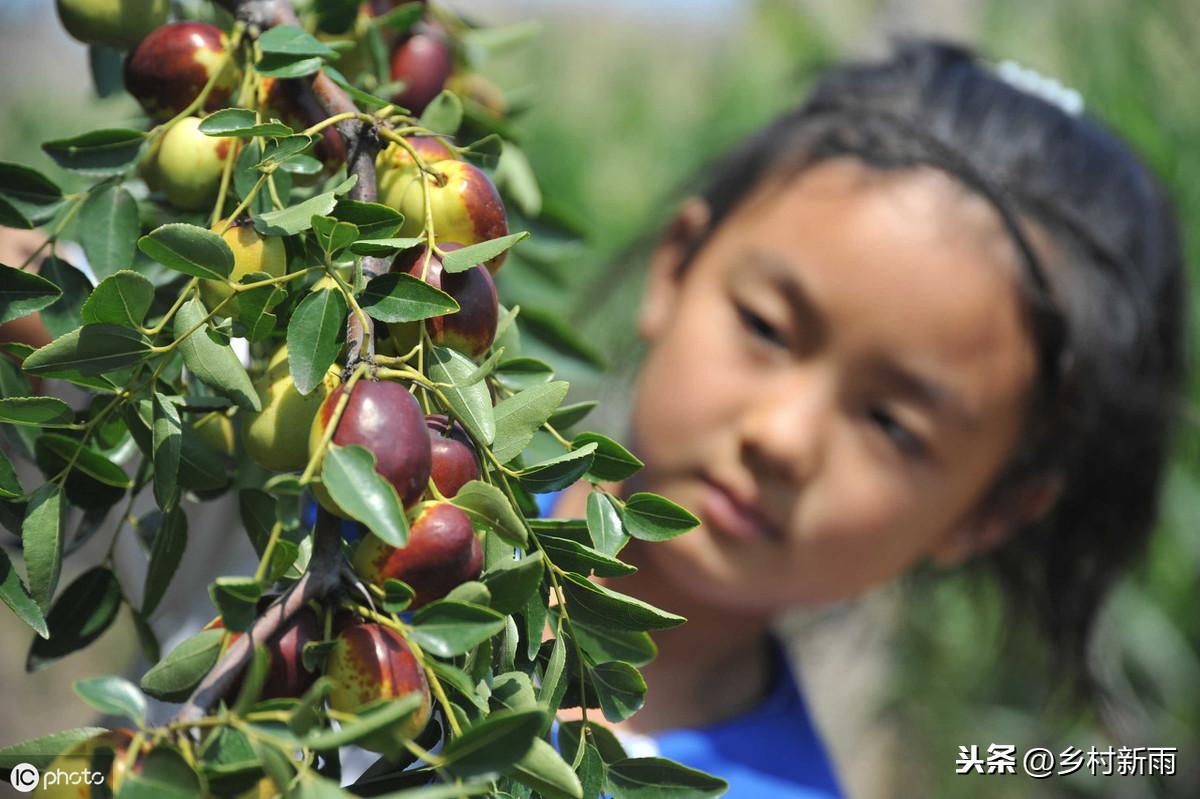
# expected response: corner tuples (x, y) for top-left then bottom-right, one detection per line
(54, 0), (512, 755)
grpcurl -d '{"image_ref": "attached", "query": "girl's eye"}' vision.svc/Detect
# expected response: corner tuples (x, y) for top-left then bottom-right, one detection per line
(868, 407), (925, 457)
(736, 305), (787, 348)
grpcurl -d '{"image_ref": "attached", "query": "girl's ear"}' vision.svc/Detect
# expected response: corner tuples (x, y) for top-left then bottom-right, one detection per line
(638, 198), (710, 342)
(930, 473), (1064, 567)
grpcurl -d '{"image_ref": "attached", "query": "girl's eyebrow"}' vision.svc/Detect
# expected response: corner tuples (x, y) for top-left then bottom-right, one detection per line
(746, 249), (828, 348)
(748, 248), (977, 431)
(871, 359), (979, 432)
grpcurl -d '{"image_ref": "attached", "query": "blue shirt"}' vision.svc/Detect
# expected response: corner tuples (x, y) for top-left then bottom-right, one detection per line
(536, 491), (845, 798)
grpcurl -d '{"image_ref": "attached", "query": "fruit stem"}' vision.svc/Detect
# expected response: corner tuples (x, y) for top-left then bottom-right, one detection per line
(18, 194), (85, 270)
(298, 362), (367, 488)
(302, 111), (371, 137)
(231, 265), (320, 292)
(407, 643), (463, 739)
(253, 520), (285, 584)
(218, 173), (269, 234)
(142, 278), (198, 336)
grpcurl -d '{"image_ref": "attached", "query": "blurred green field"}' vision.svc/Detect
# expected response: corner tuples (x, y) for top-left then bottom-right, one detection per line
(0, 0), (1196, 796)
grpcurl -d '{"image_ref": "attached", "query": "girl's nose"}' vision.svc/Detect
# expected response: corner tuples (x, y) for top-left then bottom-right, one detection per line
(737, 367), (833, 488)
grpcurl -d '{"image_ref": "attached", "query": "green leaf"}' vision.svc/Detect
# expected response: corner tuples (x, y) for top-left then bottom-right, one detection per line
(255, 53), (325, 78)
(89, 44), (124, 98)
(36, 256), (92, 338)
(521, 305), (606, 369)
(441, 708), (544, 777)
(152, 392), (182, 509)
(561, 571), (685, 631)
(570, 620), (656, 667)
(81, 270), (154, 328)
(0, 546), (48, 639)
(175, 297), (261, 411)
(42, 128), (145, 176)
(286, 288), (346, 395)
(199, 108), (293, 138)
(302, 693), (422, 750)
(507, 737), (584, 799)
(322, 444), (409, 547)
(579, 744), (606, 799)
(349, 236), (426, 257)
(0, 727), (108, 771)
(0, 396), (73, 425)
(418, 90), (463, 134)
(208, 576), (263, 633)
(489, 670), (537, 713)
(539, 535), (635, 578)
(333, 200), (403, 239)
(139, 628), (223, 701)
(22, 482), (63, 614)
(278, 154), (323, 175)
(495, 142), (542, 217)
(538, 632), (568, 714)
(0, 162), (63, 220)
(492, 381), (569, 464)
(130, 606), (161, 663)
(22, 324), (151, 377)
(311, 215), (359, 256)
(518, 443), (597, 494)
(27, 566), (122, 671)
(589, 661), (646, 723)
(452, 480), (527, 547)
(621, 492), (701, 542)
(322, 64), (392, 110)
(428, 346), (495, 445)
(138, 223), (234, 281)
(0, 447), (24, 498)
(0, 264), (61, 324)
(606, 758), (728, 799)
(381, 578), (415, 613)
(575, 433), (643, 483)
(0, 195), (31, 228)
(557, 720), (628, 765)
(72, 676), (146, 725)
(441, 232), (530, 274)
(38, 433), (132, 487)
(78, 183), (139, 280)
(119, 746), (204, 799)
(360, 272), (459, 323)
(258, 135), (316, 169)
(586, 491), (628, 557)
(409, 600), (506, 657)
(481, 551), (543, 614)
(494, 356), (554, 391)
(255, 190), (339, 236)
(233, 269), (284, 341)
(444, 580), (490, 606)
(259, 24), (339, 57)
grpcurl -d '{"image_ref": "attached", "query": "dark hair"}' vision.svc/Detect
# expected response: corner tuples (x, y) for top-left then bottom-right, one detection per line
(686, 41), (1187, 688)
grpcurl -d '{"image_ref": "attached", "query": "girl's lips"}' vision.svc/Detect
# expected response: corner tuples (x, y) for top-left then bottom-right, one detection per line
(699, 480), (773, 542)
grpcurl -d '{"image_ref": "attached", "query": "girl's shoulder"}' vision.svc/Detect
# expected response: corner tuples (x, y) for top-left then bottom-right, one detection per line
(620, 636), (845, 799)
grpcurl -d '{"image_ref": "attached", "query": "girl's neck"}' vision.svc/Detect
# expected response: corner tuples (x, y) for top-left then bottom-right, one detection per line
(554, 482), (775, 735)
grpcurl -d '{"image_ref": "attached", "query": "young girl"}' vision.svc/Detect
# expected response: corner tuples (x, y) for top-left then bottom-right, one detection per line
(546, 41), (1186, 797)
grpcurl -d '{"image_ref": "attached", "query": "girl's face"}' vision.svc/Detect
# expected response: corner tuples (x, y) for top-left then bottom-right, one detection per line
(630, 158), (1041, 612)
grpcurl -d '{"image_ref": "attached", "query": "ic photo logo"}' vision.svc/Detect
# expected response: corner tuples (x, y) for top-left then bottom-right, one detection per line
(9, 762), (39, 793)
(8, 761), (107, 793)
